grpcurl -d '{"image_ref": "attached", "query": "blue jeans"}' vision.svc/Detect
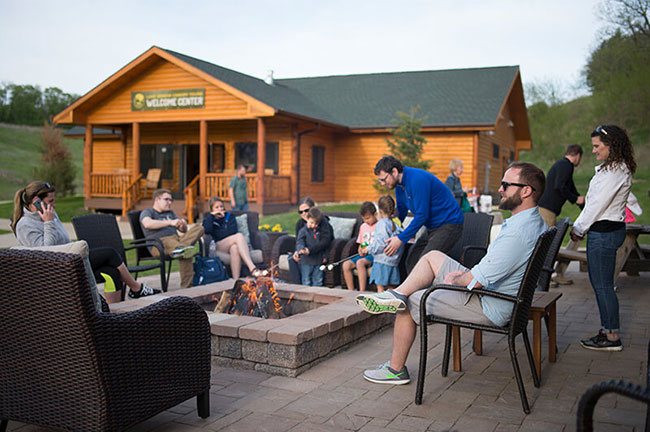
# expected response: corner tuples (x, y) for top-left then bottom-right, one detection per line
(586, 227), (625, 332)
(233, 203), (249, 211)
(300, 263), (323, 286)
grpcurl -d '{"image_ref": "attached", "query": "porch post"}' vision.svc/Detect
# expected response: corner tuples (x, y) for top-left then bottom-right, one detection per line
(290, 123), (299, 204)
(200, 119), (208, 201)
(84, 124), (93, 199)
(120, 126), (128, 169)
(257, 118), (266, 206)
(132, 122), (140, 181)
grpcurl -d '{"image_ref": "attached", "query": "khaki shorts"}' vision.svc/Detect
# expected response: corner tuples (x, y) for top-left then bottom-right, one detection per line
(408, 257), (495, 326)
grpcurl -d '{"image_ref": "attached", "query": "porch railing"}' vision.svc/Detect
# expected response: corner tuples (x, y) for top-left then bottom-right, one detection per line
(90, 173), (131, 197)
(204, 173), (291, 204)
(184, 175), (200, 224)
(122, 174), (143, 216)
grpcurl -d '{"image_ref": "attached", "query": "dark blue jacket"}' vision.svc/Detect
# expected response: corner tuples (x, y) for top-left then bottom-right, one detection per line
(396, 166), (464, 243)
(295, 219), (334, 266)
(202, 212), (237, 242)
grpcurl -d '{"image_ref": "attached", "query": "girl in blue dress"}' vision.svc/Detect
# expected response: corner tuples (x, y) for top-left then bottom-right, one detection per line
(367, 195), (404, 292)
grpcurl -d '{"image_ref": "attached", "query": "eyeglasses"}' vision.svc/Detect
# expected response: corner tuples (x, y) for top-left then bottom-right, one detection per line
(377, 174), (390, 183)
(500, 181), (536, 191)
(596, 125), (608, 136)
(162, 197), (174, 202)
(298, 209), (309, 214)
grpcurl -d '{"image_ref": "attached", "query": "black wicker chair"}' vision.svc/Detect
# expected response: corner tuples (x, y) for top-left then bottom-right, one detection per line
(415, 228), (556, 414)
(202, 210), (271, 277)
(0, 249), (211, 432)
(537, 217), (571, 292)
(445, 212), (494, 268)
(577, 338), (650, 431)
(72, 213), (169, 295)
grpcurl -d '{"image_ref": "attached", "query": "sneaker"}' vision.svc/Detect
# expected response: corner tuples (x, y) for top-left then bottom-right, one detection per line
(363, 361), (410, 385)
(170, 245), (199, 259)
(580, 331), (623, 352)
(128, 282), (162, 299)
(356, 290), (408, 314)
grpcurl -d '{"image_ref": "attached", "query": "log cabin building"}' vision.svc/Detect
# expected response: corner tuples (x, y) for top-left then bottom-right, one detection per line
(54, 46), (531, 220)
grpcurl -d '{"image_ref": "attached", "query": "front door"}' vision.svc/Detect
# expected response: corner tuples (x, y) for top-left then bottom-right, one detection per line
(181, 144), (200, 198)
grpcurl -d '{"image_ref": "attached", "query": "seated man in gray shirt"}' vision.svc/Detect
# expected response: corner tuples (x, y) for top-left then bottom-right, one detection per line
(140, 189), (204, 289)
(356, 162), (548, 385)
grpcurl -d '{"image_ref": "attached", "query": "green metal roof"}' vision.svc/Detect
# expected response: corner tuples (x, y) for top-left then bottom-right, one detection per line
(164, 48), (519, 129)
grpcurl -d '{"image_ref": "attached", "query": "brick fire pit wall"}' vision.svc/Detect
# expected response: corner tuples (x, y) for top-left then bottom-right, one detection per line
(112, 280), (393, 377)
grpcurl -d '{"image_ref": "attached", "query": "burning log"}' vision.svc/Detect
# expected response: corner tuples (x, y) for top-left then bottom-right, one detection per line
(214, 277), (292, 319)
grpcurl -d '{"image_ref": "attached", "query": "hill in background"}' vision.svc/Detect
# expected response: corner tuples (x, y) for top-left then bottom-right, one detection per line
(0, 123), (84, 200)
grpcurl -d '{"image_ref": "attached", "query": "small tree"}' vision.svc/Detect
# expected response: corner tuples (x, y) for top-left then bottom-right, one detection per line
(385, 106), (432, 171)
(35, 121), (76, 196)
(374, 106), (432, 194)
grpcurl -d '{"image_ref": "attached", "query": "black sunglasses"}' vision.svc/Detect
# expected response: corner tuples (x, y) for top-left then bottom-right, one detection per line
(501, 181), (536, 191)
(596, 125), (608, 136)
(298, 209), (309, 214)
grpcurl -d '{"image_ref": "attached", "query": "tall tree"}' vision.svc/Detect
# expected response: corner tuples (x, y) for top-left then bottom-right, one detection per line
(35, 121), (76, 196)
(385, 106), (431, 171)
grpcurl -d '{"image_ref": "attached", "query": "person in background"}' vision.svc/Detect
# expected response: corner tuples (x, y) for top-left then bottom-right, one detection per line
(203, 197), (262, 279)
(294, 207), (333, 286)
(538, 144), (585, 227)
(357, 162), (546, 384)
(366, 195), (404, 293)
(286, 197), (316, 283)
(229, 165), (249, 211)
(374, 156), (463, 272)
(12, 181), (160, 303)
(342, 201), (377, 291)
(571, 125), (635, 352)
(140, 189), (204, 289)
(445, 159), (472, 213)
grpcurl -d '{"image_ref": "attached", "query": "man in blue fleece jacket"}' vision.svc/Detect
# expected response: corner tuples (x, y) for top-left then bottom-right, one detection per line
(374, 156), (463, 272)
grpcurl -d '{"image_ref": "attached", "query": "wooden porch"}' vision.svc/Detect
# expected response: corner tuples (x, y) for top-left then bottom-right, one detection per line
(87, 172), (292, 221)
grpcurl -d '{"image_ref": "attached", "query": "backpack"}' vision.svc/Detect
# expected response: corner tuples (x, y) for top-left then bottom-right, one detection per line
(192, 256), (228, 286)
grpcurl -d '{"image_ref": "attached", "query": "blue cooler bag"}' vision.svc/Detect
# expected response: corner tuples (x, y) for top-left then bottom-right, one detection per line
(193, 256), (228, 286)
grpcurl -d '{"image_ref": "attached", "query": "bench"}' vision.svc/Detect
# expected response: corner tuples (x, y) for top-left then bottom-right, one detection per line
(453, 291), (563, 380)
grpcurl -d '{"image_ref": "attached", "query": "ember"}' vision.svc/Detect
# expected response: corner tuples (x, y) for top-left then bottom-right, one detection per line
(215, 277), (293, 319)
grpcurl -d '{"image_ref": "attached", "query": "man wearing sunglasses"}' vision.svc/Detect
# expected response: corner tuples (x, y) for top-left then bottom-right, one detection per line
(374, 156), (464, 273)
(538, 144), (585, 227)
(358, 162), (547, 385)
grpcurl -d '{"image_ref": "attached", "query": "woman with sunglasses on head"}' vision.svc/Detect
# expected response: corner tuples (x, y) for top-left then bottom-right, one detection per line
(570, 125), (636, 352)
(12, 181), (160, 303)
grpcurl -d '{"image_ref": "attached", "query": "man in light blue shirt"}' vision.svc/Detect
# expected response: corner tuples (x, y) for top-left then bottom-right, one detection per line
(357, 162), (548, 385)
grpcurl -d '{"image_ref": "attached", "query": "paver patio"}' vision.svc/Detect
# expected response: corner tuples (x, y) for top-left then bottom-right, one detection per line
(6, 263), (648, 431)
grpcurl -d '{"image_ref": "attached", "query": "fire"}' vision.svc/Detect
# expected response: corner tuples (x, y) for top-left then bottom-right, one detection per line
(216, 273), (293, 319)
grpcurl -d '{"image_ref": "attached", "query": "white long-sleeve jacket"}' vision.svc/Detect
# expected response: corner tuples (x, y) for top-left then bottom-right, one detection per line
(573, 162), (631, 237)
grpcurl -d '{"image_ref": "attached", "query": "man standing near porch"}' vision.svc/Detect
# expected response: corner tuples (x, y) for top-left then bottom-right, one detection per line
(229, 165), (249, 211)
(140, 189), (204, 288)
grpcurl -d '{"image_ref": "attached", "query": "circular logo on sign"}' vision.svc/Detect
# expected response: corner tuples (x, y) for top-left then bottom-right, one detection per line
(133, 93), (145, 109)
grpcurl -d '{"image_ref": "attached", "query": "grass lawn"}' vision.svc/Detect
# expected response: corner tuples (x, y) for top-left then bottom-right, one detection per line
(0, 195), (88, 222)
(122, 239), (180, 277)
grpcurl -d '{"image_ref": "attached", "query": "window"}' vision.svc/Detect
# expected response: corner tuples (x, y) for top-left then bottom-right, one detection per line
(492, 143), (500, 159)
(140, 144), (174, 179)
(312, 146), (325, 182)
(510, 151), (515, 163)
(234, 142), (279, 173)
(209, 143), (225, 172)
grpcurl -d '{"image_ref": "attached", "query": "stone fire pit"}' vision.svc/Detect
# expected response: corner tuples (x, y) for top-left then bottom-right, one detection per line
(111, 280), (393, 377)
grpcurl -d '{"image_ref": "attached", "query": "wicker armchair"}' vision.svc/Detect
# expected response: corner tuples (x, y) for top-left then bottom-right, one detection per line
(415, 228), (556, 414)
(271, 211), (362, 286)
(0, 249), (211, 432)
(202, 210), (271, 276)
(577, 338), (650, 431)
(72, 213), (169, 294)
(538, 217), (571, 292)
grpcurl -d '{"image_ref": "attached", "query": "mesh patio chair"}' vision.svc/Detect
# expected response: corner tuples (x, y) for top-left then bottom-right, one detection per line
(577, 337), (650, 431)
(415, 228), (557, 414)
(72, 213), (169, 293)
(0, 249), (210, 432)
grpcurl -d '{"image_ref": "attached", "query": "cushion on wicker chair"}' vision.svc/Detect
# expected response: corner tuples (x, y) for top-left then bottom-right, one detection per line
(235, 214), (253, 250)
(329, 216), (357, 239)
(279, 253), (290, 271)
(11, 240), (102, 311)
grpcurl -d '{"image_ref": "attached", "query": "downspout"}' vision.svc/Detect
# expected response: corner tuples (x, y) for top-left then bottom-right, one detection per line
(296, 124), (321, 202)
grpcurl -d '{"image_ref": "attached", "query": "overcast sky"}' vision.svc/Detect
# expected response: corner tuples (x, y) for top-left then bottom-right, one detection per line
(0, 0), (604, 99)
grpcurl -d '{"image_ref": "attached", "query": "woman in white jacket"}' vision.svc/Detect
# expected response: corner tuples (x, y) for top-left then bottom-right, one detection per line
(570, 125), (636, 352)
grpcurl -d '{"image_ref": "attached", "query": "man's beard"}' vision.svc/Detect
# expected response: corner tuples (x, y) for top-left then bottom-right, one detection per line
(499, 192), (522, 211)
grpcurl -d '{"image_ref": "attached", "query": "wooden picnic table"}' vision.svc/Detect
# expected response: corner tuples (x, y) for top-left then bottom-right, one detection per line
(555, 224), (650, 283)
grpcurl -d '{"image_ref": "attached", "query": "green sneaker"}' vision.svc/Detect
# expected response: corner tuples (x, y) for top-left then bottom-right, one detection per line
(356, 290), (408, 314)
(171, 245), (200, 259)
(363, 361), (410, 385)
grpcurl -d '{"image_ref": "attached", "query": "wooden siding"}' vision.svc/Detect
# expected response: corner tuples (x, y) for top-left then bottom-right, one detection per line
(476, 101), (518, 193)
(298, 129), (337, 203)
(86, 59), (250, 124)
(333, 132), (475, 202)
(91, 138), (124, 172)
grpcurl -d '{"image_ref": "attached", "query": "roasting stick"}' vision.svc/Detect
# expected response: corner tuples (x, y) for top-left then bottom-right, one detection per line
(319, 253), (361, 271)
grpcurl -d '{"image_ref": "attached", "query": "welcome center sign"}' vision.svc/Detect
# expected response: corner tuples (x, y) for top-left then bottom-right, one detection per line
(131, 88), (205, 111)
